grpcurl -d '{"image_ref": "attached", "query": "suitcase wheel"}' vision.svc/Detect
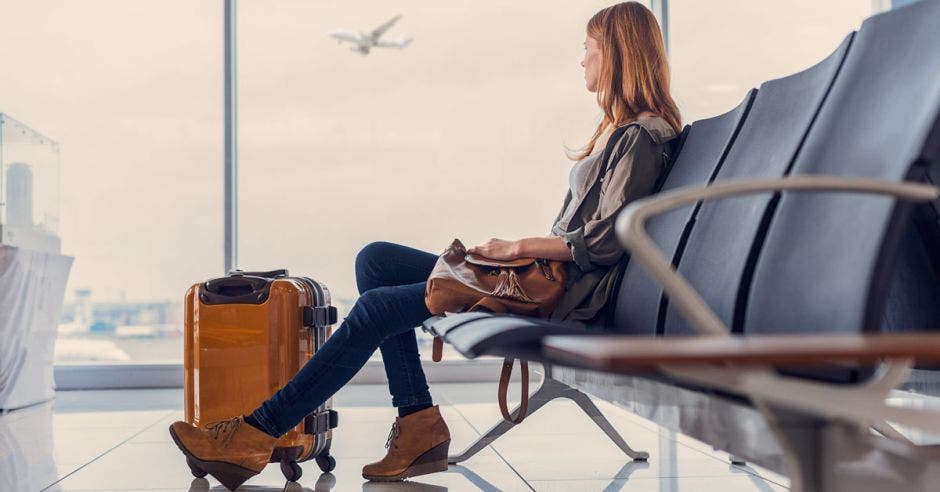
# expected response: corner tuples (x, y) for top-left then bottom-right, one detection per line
(186, 456), (208, 478)
(280, 459), (303, 481)
(316, 453), (337, 473)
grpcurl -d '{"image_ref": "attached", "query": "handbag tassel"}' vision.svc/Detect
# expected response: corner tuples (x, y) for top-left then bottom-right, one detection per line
(493, 269), (536, 303)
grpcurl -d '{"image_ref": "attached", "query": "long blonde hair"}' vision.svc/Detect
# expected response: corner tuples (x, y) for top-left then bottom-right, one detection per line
(575, 2), (682, 160)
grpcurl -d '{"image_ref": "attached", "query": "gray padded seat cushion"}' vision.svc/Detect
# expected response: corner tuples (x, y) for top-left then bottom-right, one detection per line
(613, 91), (755, 336)
(425, 312), (588, 360)
(745, 0), (940, 336)
(663, 35), (853, 335)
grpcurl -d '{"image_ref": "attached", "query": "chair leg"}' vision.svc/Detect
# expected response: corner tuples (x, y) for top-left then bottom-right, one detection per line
(565, 386), (650, 461)
(447, 375), (555, 464)
(448, 370), (649, 463)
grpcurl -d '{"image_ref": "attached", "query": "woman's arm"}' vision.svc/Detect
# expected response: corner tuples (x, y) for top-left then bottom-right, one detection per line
(468, 236), (574, 262)
(515, 236), (573, 261)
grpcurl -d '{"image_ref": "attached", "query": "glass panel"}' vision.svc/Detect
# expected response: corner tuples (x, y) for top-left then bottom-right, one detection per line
(670, 0), (873, 122)
(0, 114), (61, 252)
(238, 1), (648, 360)
(0, 1), (222, 362)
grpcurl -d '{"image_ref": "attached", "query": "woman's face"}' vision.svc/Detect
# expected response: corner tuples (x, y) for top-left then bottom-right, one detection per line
(581, 35), (602, 93)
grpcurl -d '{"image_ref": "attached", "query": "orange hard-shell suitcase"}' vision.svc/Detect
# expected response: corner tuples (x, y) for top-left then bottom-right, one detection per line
(183, 269), (339, 481)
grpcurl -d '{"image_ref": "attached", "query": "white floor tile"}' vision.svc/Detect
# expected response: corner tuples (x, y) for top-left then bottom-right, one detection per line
(2, 385), (802, 491)
(53, 441), (526, 491)
(130, 414), (183, 444)
(270, 454), (532, 492)
(50, 441), (227, 491)
(328, 407), (397, 424)
(51, 428), (135, 469)
(51, 407), (170, 429)
(528, 475), (787, 491)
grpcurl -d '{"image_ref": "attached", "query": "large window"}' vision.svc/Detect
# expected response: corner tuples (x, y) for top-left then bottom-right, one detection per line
(237, 1), (638, 360)
(669, 0), (873, 122)
(0, 1), (221, 362)
(0, 1), (883, 366)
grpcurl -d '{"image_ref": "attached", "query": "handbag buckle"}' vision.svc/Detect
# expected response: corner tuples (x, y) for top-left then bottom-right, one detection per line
(535, 259), (555, 281)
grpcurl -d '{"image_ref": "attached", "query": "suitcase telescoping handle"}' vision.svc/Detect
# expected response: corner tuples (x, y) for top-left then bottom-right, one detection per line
(229, 269), (289, 279)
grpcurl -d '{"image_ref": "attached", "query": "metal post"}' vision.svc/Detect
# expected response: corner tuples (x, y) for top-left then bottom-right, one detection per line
(223, 0), (238, 274)
(0, 115), (5, 222)
(651, 0), (670, 55)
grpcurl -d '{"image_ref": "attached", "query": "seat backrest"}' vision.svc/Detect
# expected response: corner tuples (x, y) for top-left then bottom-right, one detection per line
(611, 91), (755, 335)
(662, 35), (854, 336)
(879, 208), (940, 336)
(745, 0), (940, 337)
(592, 126), (689, 328)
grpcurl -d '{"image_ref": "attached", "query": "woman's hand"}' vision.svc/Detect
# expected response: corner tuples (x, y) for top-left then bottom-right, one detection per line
(468, 238), (520, 260)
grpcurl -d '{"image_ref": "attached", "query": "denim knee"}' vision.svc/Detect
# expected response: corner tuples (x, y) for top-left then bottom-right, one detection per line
(355, 241), (393, 293)
(347, 288), (394, 342)
(355, 241), (394, 274)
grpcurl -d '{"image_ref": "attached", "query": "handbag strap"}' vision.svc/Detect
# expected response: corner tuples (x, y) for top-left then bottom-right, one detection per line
(432, 336), (443, 362)
(427, 292), (529, 423)
(498, 357), (529, 424)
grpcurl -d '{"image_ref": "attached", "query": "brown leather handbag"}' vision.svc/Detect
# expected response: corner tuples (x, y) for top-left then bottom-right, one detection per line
(424, 238), (566, 424)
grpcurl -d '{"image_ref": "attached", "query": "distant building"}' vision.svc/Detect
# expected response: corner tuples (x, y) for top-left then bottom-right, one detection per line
(6, 162), (34, 227)
(61, 297), (182, 332)
(0, 113), (61, 253)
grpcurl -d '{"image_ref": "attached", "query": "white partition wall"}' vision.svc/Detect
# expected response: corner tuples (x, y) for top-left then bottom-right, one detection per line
(0, 247), (73, 410)
(0, 114), (72, 410)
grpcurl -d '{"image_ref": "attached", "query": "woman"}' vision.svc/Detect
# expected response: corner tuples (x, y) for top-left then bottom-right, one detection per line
(169, 1), (680, 486)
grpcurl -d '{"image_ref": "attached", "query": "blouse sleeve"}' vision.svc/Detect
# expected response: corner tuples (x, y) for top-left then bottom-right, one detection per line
(549, 189), (573, 235)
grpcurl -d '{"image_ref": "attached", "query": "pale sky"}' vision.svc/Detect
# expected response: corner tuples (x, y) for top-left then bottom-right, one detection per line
(0, 0), (872, 305)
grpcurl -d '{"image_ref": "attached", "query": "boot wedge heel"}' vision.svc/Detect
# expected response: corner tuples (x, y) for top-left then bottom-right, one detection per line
(363, 439), (451, 482)
(201, 460), (258, 491)
(169, 424), (262, 491)
(411, 439), (450, 468)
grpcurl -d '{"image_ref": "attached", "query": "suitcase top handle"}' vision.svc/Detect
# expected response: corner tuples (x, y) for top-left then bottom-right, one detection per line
(201, 275), (272, 305)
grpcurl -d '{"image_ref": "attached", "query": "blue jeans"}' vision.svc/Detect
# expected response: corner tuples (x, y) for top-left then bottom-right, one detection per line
(251, 241), (438, 437)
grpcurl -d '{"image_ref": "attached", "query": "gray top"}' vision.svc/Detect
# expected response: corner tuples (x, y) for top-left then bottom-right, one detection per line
(546, 116), (678, 323)
(551, 151), (604, 236)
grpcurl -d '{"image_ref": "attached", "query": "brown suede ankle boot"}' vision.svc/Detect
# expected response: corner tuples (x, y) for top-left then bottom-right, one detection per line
(169, 416), (278, 491)
(362, 405), (451, 481)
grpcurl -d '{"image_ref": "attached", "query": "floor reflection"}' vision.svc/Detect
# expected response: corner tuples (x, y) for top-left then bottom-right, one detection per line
(1, 385), (786, 491)
(361, 480), (448, 492)
(0, 401), (57, 492)
(0, 415), (29, 491)
(601, 460), (651, 492)
(187, 477), (324, 492)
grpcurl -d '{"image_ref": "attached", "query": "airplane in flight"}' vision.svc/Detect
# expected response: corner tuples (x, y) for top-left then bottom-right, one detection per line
(327, 15), (412, 56)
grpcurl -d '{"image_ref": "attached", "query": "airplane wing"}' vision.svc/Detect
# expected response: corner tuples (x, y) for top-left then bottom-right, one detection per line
(370, 15), (401, 39)
(376, 37), (412, 49)
(327, 30), (360, 44)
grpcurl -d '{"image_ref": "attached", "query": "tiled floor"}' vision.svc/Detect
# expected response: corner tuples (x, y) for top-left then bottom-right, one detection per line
(1, 383), (788, 491)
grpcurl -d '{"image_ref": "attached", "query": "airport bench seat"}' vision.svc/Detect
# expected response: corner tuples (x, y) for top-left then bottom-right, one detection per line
(423, 2), (940, 491)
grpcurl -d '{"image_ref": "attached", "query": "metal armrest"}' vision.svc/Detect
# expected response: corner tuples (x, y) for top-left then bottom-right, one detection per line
(542, 332), (940, 369)
(615, 176), (939, 336)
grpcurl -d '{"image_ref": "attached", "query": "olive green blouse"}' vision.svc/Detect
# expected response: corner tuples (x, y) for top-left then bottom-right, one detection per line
(548, 116), (677, 324)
